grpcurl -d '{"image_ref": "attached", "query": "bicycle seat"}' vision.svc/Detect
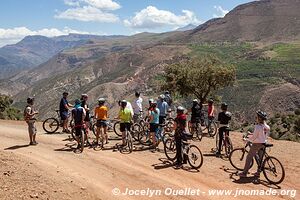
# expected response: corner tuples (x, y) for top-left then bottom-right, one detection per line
(55, 110), (60, 112)
(264, 143), (273, 148)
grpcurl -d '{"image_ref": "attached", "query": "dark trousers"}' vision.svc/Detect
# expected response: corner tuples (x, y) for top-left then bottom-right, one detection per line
(218, 127), (228, 154)
(175, 130), (187, 164)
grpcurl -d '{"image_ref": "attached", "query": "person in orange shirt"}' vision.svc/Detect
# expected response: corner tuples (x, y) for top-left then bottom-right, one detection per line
(94, 98), (109, 145)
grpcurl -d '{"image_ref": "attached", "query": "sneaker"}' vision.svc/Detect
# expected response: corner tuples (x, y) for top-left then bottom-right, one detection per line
(174, 162), (182, 168)
(216, 152), (221, 157)
(238, 172), (247, 178)
(32, 141), (38, 145)
(29, 142), (34, 145)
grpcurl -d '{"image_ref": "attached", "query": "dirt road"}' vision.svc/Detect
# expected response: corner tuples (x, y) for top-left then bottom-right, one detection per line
(0, 120), (299, 200)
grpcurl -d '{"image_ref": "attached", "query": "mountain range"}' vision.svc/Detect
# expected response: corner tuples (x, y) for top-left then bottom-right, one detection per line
(0, 34), (126, 79)
(0, 0), (299, 124)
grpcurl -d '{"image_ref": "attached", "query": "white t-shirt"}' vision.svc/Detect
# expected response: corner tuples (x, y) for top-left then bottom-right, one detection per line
(25, 105), (36, 121)
(132, 97), (143, 114)
(126, 102), (134, 116)
(248, 123), (270, 144)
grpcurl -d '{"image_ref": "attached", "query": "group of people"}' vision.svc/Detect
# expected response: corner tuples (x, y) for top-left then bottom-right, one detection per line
(23, 90), (270, 178)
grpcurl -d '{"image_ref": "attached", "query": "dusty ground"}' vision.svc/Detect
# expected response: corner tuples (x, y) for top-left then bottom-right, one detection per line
(0, 120), (299, 200)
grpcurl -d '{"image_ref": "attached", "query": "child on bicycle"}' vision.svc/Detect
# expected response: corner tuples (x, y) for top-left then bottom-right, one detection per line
(238, 110), (270, 178)
(118, 100), (132, 146)
(94, 98), (109, 145)
(148, 101), (160, 147)
(174, 106), (188, 168)
(216, 102), (232, 157)
(71, 99), (86, 149)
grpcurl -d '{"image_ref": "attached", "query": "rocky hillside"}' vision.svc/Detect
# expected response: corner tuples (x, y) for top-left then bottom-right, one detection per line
(169, 0), (300, 43)
(0, 34), (126, 79)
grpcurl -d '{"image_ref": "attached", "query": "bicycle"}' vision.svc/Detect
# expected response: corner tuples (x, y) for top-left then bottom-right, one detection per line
(43, 110), (71, 133)
(91, 117), (114, 136)
(138, 123), (173, 146)
(200, 111), (217, 137)
(215, 127), (233, 157)
(71, 123), (93, 153)
(188, 121), (203, 141)
(117, 126), (133, 153)
(164, 135), (203, 169)
(229, 134), (285, 184)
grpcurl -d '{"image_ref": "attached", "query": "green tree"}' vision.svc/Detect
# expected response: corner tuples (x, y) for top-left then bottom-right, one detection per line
(0, 95), (21, 120)
(162, 56), (236, 103)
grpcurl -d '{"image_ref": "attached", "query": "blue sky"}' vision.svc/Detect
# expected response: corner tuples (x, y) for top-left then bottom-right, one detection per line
(0, 0), (253, 46)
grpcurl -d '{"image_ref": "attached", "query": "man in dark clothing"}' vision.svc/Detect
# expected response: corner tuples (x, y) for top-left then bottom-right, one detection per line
(81, 94), (90, 128)
(189, 99), (202, 133)
(216, 102), (232, 157)
(72, 99), (86, 148)
(174, 106), (188, 168)
(59, 92), (72, 133)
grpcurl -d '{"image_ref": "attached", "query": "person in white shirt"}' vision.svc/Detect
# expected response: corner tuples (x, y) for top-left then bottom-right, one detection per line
(119, 100), (134, 117)
(238, 110), (270, 178)
(132, 91), (143, 123)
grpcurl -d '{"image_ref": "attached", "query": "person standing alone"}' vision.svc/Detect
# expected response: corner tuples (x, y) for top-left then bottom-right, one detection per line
(24, 97), (39, 145)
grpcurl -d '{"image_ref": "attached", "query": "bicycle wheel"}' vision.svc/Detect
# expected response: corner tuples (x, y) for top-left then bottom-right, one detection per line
(165, 121), (174, 133)
(229, 148), (253, 171)
(43, 118), (59, 133)
(208, 121), (217, 137)
(138, 130), (151, 145)
(224, 137), (233, 158)
(161, 133), (172, 145)
(78, 129), (85, 153)
(71, 127), (76, 140)
(262, 156), (285, 184)
(188, 121), (192, 133)
(195, 123), (203, 141)
(187, 145), (203, 169)
(131, 123), (141, 141)
(164, 138), (176, 161)
(113, 121), (122, 137)
(91, 123), (97, 136)
(127, 131), (133, 153)
(215, 134), (221, 152)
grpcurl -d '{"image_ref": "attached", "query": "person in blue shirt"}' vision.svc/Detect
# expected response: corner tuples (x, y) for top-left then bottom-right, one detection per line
(157, 94), (168, 125)
(149, 101), (160, 147)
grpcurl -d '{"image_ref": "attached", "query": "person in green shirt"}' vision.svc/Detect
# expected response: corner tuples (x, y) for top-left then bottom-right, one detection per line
(118, 100), (132, 146)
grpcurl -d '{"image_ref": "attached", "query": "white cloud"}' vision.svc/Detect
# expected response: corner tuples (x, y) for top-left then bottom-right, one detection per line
(64, 0), (80, 7)
(83, 0), (121, 10)
(213, 6), (229, 18)
(124, 6), (201, 29)
(55, 6), (119, 22)
(56, 0), (120, 22)
(0, 27), (93, 47)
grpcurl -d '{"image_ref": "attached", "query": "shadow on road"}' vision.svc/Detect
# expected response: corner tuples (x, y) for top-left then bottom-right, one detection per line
(4, 144), (30, 150)
(224, 167), (281, 189)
